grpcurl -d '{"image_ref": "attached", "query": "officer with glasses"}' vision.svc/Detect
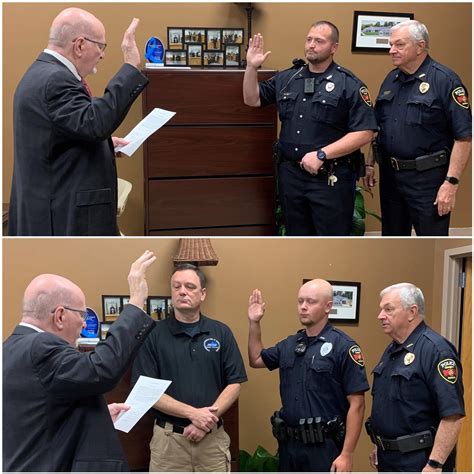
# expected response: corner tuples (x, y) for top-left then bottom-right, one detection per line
(3, 251), (156, 471)
(247, 279), (369, 472)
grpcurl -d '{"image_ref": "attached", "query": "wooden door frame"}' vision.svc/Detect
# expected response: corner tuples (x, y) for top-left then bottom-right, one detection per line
(441, 245), (472, 347)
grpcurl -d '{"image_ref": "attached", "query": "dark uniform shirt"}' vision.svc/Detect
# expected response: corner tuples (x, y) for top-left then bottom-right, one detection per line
(259, 61), (377, 161)
(261, 323), (369, 426)
(371, 321), (465, 439)
(375, 55), (472, 160)
(132, 314), (248, 426)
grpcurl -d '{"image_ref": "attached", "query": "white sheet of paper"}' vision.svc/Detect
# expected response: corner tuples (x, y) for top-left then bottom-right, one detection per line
(113, 375), (171, 433)
(115, 107), (176, 157)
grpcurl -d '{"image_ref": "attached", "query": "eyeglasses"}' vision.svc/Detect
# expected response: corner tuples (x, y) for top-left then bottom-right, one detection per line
(74, 36), (107, 52)
(51, 306), (88, 321)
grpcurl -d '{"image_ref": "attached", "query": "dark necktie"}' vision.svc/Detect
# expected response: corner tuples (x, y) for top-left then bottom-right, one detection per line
(81, 78), (93, 97)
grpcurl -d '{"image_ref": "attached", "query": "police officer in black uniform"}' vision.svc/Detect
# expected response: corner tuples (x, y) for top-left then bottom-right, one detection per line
(368, 283), (465, 472)
(247, 279), (369, 471)
(366, 20), (472, 236)
(243, 22), (377, 236)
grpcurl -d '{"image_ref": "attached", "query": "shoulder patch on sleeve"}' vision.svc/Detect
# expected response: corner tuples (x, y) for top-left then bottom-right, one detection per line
(359, 86), (372, 106)
(438, 358), (458, 383)
(349, 345), (365, 367)
(452, 87), (470, 109)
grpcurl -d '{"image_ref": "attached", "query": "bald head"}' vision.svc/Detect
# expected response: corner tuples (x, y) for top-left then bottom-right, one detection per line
(22, 274), (85, 323)
(48, 8), (104, 50)
(300, 279), (333, 303)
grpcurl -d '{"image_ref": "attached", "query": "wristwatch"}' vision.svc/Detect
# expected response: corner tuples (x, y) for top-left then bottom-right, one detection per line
(427, 459), (444, 469)
(316, 149), (327, 162)
(445, 176), (460, 185)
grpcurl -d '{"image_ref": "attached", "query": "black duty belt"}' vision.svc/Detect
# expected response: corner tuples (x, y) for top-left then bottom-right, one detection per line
(156, 418), (223, 434)
(388, 150), (448, 172)
(279, 155), (353, 175)
(373, 430), (434, 453)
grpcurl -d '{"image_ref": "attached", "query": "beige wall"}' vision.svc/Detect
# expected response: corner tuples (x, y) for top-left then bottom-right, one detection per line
(3, 237), (470, 470)
(3, 3), (472, 235)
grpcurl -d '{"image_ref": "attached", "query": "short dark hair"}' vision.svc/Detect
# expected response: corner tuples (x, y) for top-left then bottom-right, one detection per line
(311, 20), (339, 43)
(172, 263), (207, 288)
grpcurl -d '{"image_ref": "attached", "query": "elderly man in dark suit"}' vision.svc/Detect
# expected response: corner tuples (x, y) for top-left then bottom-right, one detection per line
(9, 8), (149, 235)
(3, 251), (156, 471)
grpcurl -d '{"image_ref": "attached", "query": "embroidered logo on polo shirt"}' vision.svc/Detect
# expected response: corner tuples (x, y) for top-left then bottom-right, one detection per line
(349, 345), (365, 367)
(203, 338), (221, 352)
(438, 359), (458, 384)
(452, 87), (470, 109)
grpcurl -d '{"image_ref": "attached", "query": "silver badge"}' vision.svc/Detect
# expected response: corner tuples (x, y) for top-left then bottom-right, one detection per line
(404, 352), (415, 365)
(320, 342), (333, 356)
(419, 82), (430, 94)
(325, 82), (335, 92)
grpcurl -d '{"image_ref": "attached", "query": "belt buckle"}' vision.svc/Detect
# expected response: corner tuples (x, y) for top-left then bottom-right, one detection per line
(390, 157), (400, 171)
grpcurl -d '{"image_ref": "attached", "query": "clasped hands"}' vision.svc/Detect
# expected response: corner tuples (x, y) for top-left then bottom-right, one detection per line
(184, 406), (220, 443)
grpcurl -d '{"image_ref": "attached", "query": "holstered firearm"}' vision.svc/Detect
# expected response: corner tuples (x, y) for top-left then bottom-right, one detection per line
(271, 411), (288, 442)
(326, 416), (346, 450)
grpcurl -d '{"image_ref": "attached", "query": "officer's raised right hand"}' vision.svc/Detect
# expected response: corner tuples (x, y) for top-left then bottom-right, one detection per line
(128, 250), (156, 308)
(248, 289), (266, 322)
(246, 33), (271, 69)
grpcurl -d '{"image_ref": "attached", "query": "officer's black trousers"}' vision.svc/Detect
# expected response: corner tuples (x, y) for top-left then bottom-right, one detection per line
(377, 447), (456, 472)
(278, 438), (340, 472)
(379, 160), (450, 236)
(278, 161), (356, 236)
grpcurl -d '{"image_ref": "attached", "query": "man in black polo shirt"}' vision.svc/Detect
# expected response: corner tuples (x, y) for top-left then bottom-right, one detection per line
(132, 264), (247, 472)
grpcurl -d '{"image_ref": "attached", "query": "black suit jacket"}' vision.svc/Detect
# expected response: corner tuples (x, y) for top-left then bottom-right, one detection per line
(3, 305), (155, 471)
(9, 53), (148, 236)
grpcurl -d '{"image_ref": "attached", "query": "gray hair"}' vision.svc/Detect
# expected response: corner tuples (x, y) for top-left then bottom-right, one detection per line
(380, 283), (425, 317)
(390, 20), (429, 49)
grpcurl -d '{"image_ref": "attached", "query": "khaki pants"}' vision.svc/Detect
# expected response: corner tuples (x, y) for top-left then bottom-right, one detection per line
(149, 422), (231, 472)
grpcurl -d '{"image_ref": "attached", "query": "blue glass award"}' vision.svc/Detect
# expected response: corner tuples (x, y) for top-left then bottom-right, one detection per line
(145, 36), (164, 67)
(81, 307), (100, 338)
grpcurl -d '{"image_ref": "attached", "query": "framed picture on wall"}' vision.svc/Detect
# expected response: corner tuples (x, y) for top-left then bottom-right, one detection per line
(351, 11), (414, 52)
(303, 280), (361, 323)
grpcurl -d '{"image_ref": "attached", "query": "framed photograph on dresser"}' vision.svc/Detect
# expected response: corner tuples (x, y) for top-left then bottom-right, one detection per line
(206, 29), (222, 50)
(203, 50), (224, 67)
(167, 27), (184, 50)
(187, 43), (203, 66)
(164, 50), (187, 66)
(225, 45), (240, 67)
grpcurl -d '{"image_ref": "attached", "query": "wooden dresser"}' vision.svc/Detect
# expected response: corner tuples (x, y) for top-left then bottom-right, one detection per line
(141, 69), (277, 236)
